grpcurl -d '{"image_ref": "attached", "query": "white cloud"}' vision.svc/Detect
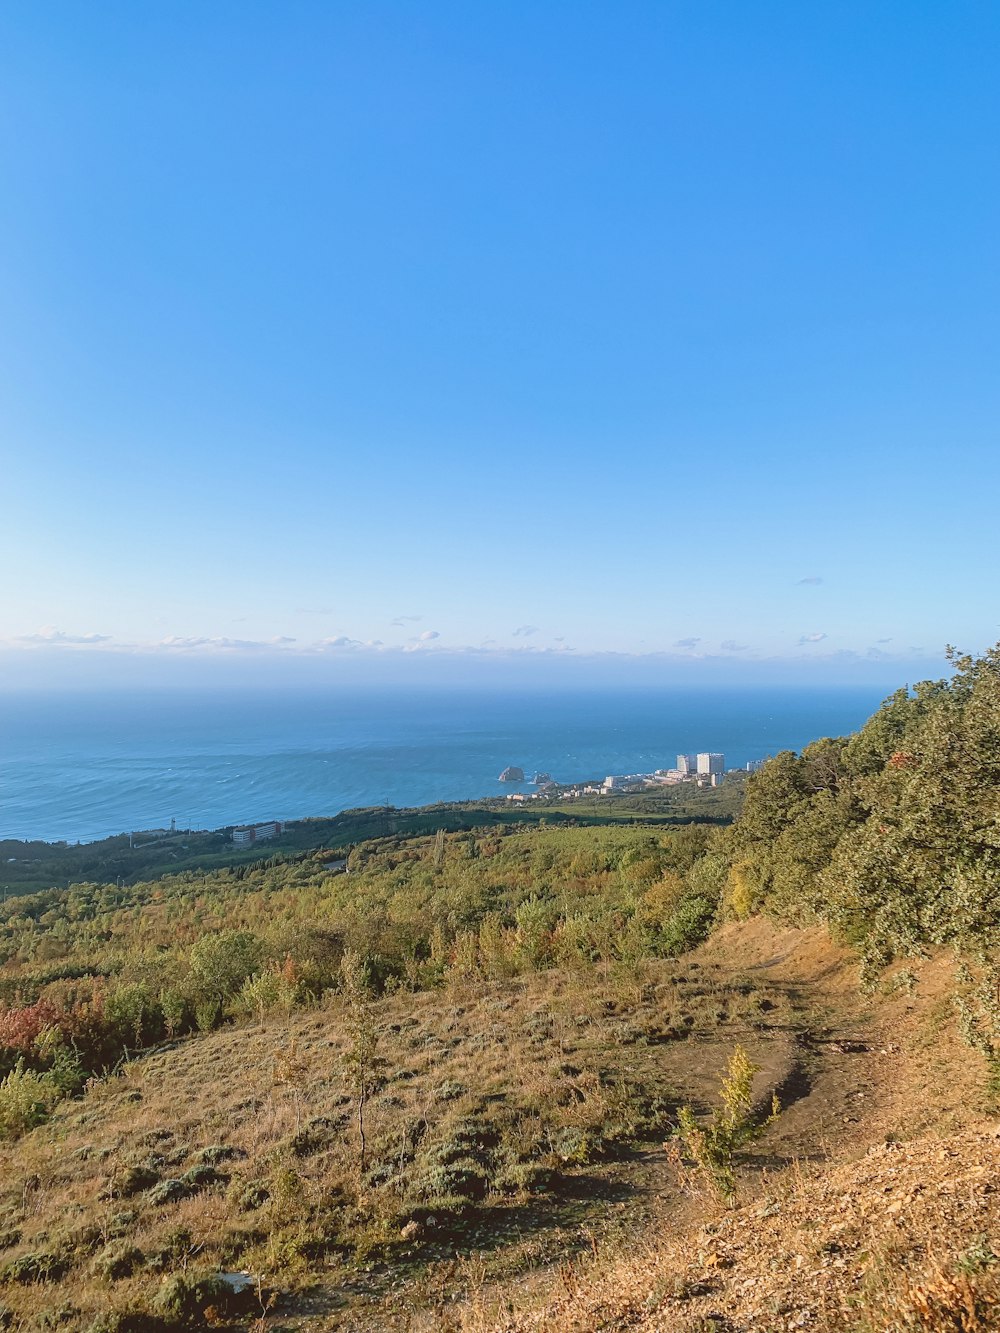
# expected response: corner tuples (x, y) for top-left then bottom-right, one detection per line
(157, 635), (296, 652)
(391, 614), (422, 627)
(797, 576), (824, 586)
(0, 627), (941, 678)
(16, 626), (111, 645)
(317, 635), (361, 650)
(512, 625), (538, 637)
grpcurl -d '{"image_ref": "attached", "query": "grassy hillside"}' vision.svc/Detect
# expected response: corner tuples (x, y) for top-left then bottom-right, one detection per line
(2, 652), (1000, 1330)
(0, 955), (798, 1331)
(0, 819), (726, 1057)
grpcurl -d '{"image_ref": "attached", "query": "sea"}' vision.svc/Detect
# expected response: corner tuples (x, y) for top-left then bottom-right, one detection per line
(0, 686), (891, 845)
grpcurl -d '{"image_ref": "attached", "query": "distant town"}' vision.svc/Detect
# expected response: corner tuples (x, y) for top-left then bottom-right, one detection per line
(501, 752), (768, 803)
(222, 755), (771, 842)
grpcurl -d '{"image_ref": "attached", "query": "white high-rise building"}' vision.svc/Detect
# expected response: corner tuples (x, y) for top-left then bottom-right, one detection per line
(697, 752), (725, 778)
(676, 753), (697, 775)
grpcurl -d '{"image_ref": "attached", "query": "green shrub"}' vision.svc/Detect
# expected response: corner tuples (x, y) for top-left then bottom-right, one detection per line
(146, 1179), (188, 1206)
(229, 1179), (269, 1212)
(189, 930), (265, 1002)
(193, 998), (223, 1033)
(286, 1116), (336, 1158)
(673, 1045), (779, 1203)
(0, 1060), (62, 1140)
(105, 1212), (137, 1239)
(0, 1249), (70, 1284)
(114, 1163), (160, 1197)
(659, 894), (717, 956)
(547, 1125), (600, 1164)
(494, 1160), (553, 1193)
(236, 970), (282, 1022)
(402, 1193), (475, 1225)
(433, 1079), (466, 1102)
(28, 1301), (81, 1329)
(195, 1143), (244, 1165)
(91, 1243), (143, 1281)
(412, 1157), (488, 1202)
(151, 1270), (254, 1324)
(180, 1164), (224, 1190)
(144, 1227), (193, 1272)
(87, 1313), (166, 1333)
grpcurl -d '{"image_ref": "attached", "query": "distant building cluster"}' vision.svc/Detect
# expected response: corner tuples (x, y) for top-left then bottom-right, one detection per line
(502, 750), (771, 804)
(599, 752), (727, 793)
(232, 820), (284, 846)
(698, 752), (725, 782)
(505, 783), (603, 803)
(603, 772), (652, 791)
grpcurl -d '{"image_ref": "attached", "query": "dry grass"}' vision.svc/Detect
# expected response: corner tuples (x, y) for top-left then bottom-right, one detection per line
(0, 957), (790, 1330)
(436, 923), (1000, 1333)
(0, 918), (989, 1332)
(486, 1129), (1000, 1333)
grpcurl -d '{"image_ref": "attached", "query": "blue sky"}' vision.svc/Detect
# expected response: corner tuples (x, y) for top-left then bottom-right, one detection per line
(2, 1), (998, 689)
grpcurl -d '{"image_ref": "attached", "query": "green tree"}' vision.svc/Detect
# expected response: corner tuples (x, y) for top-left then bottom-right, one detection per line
(189, 930), (265, 1003)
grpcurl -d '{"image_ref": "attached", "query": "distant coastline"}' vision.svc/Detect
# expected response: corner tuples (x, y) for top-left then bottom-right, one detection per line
(0, 779), (746, 898)
(0, 684), (889, 845)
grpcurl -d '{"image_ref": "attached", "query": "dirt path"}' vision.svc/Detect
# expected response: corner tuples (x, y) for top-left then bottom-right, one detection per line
(280, 923), (984, 1330)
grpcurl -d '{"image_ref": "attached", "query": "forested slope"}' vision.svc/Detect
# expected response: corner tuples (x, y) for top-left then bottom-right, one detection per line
(720, 646), (1000, 973)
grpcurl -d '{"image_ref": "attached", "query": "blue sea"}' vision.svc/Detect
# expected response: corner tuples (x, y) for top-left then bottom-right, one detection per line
(0, 686), (890, 844)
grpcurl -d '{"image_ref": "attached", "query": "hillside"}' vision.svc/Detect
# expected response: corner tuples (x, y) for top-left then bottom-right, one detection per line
(0, 782), (741, 896)
(491, 925), (997, 1332)
(2, 649), (1000, 1330)
(0, 915), (990, 1332)
(0, 943), (788, 1329)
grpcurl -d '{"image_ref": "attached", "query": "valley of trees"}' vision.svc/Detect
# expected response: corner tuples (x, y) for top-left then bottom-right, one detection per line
(0, 820), (723, 1131)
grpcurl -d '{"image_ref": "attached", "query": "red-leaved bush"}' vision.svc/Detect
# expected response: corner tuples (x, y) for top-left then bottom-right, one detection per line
(0, 998), (62, 1054)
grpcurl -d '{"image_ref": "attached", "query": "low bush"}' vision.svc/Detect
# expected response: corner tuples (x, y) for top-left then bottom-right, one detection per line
(146, 1179), (188, 1207)
(90, 1243), (144, 1281)
(151, 1270), (255, 1325)
(114, 1163), (160, 1197)
(0, 1249), (70, 1284)
(0, 1061), (63, 1140)
(672, 1044), (780, 1202)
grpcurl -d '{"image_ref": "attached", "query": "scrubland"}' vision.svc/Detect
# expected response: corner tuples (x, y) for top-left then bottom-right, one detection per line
(3, 646), (1000, 1330)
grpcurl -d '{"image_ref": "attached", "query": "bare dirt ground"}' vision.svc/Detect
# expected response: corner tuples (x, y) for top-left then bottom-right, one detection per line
(466, 923), (997, 1333)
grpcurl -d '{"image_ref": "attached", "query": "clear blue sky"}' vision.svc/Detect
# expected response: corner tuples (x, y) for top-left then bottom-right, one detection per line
(2, 1), (998, 690)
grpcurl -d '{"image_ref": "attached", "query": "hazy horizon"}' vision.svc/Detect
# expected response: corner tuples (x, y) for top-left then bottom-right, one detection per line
(0, 643), (950, 694)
